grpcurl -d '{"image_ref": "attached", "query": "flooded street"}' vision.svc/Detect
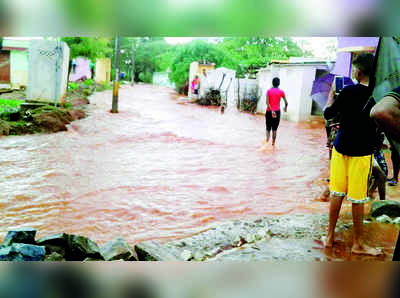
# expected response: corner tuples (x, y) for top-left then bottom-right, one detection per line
(0, 85), (398, 249)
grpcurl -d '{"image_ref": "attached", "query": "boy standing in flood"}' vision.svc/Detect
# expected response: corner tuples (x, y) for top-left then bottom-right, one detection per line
(265, 77), (288, 146)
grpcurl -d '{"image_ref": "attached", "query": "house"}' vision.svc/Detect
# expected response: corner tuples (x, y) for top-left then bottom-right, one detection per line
(256, 58), (334, 122)
(189, 61), (215, 97)
(95, 58), (111, 84)
(0, 38), (30, 89)
(69, 57), (92, 82)
(333, 37), (379, 77)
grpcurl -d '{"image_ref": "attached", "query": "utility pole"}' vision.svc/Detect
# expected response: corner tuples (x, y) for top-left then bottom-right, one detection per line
(111, 37), (121, 113)
(131, 38), (135, 86)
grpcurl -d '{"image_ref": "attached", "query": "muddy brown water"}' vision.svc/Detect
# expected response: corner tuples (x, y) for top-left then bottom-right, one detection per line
(0, 85), (399, 260)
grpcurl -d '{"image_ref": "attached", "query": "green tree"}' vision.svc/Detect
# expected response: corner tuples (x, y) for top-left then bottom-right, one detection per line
(169, 40), (233, 89)
(61, 37), (112, 61)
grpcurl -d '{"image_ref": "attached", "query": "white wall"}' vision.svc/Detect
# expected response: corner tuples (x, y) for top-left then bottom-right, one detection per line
(153, 72), (175, 88)
(27, 40), (70, 103)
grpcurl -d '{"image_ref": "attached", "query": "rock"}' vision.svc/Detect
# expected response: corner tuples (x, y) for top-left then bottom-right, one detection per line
(101, 238), (135, 261)
(83, 257), (103, 262)
(0, 243), (45, 261)
(245, 234), (256, 243)
(376, 215), (392, 223)
(180, 250), (193, 261)
(68, 109), (86, 120)
(0, 120), (10, 136)
(44, 252), (65, 261)
(2, 228), (37, 246)
(36, 233), (69, 247)
(70, 97), (90, 107)
(43, 245), (67, 258)
(193, 251), (204, 261)
(370, 200), (400, 218)
(134, 241), (179, 261)
(393, 217), (400, 225)
(67, 235), (103, 261)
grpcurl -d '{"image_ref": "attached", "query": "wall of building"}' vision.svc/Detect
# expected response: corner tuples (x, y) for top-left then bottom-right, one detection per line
(69, 57), (92, 81)
(333, 37), (379, 77)
(10, 50), (28, 88)
(95, 58), (111, 83)
(27, 40), (70, 103)
(152, 72), (175, 88)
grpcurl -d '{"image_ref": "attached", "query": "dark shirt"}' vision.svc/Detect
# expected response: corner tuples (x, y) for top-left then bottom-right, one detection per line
(387, 86), (400, 103)
(324, 83), (376, 156)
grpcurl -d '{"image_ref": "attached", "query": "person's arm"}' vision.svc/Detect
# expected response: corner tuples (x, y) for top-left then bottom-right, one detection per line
(282, 96), (288, 112)
(371, 92), (400, 143)
(324, 87), (345, 120)
(266, 92), (272, 111)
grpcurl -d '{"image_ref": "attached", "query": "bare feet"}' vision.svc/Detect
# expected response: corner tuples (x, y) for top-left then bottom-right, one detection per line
(325, 235), (335, 248)
(351, 243), (382, 256)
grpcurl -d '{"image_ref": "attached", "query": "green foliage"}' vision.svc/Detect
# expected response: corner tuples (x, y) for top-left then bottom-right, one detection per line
(83, 79), (94, 86)
(169, 40), (231, 88)
(62, 37), (112, 60)
(0, 99), (22, 110)
(168, 37), (306, 88)
(0, 99), (22, 121)
(68, 82), (79, 91)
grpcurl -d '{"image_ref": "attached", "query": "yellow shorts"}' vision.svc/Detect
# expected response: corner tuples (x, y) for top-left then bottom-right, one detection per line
(330, 147), (373, 203)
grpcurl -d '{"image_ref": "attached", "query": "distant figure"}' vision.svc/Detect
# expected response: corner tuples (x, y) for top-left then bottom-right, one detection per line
(265, 77), (288, 146)
(183, 80), (189, 96)
(191, 75), (200, 99)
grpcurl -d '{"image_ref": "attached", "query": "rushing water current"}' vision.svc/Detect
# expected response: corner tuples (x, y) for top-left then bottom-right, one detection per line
(1, 85), (398, 249)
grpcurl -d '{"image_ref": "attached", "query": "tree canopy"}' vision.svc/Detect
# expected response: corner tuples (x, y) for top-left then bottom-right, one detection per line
(61, 37), (309, 88)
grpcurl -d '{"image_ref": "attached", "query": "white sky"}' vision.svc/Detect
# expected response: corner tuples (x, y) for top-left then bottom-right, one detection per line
(164, 37), (338, 59)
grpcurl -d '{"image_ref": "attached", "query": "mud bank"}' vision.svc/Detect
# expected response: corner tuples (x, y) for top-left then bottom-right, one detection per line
(135, 212), (400, 262)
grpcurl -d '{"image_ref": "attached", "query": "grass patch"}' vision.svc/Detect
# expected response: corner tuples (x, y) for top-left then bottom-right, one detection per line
(0, 99), (22, 110)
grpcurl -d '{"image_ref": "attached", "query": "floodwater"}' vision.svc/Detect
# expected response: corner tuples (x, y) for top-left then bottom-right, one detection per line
(0, 85), (399, 257)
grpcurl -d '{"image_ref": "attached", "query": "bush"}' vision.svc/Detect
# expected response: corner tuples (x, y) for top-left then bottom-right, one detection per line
(0, 99), (22, 121)
(68, 82), (79, 91)
(83, 79), (94, 86)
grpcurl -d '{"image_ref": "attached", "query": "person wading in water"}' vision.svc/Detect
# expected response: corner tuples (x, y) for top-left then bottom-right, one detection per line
(324, 53), (381, 256)
(265, 77), (288, 146)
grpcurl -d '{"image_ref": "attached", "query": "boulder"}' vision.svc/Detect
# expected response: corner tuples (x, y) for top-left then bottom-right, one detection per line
(2, 228), (37, 246)
(393, 217), (400, 225)
(67, 109), (86, 121)
(101, 238), (136, 261)
(370, 200), (400, 218)
(134, 241), (179, 261)
(0, 243), (45, 261)
(67, 235), (103, 261)
(376, 215), (392, 224)
(0, 120), (10, 136)
(83, 257), (104, 262)
(44, 252), (65, 262)
(180, 250), (193, 261)
(36, 233), (69, 247)
(70, 97), (90, 107)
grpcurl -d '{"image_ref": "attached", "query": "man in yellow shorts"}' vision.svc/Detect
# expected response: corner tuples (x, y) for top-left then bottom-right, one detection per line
(324, 53), (381, 256)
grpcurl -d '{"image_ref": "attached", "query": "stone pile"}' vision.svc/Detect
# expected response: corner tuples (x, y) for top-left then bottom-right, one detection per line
(0, 228), (137, 262)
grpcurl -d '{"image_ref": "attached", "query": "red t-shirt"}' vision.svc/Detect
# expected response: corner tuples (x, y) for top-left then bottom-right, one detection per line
(266, 88), (285, 112)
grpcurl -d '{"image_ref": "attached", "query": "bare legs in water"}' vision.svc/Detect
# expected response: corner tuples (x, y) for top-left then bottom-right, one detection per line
(266, 130), (277, 146)
(326, 195), (381, 256)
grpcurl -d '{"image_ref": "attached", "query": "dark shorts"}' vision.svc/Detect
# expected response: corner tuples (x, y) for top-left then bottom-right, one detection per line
(265, 110), (281, 131)
(194, 89), (199, 95)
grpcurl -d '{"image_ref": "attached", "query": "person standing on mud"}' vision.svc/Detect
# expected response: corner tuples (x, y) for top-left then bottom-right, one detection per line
(324, 53), (381, 256)
(265, 77), (288, 146)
